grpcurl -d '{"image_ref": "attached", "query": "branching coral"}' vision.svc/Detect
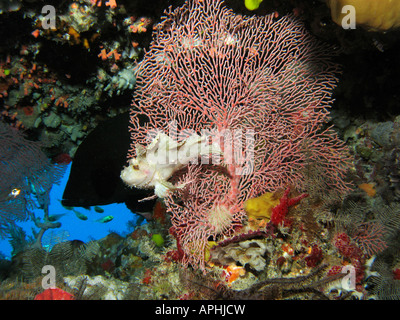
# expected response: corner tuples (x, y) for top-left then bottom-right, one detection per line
(121, 0), (352, 270)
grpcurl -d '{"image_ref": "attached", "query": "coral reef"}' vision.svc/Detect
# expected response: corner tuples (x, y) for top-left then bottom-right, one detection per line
(0, 0), (400, 302)
(0, 122), (66, 244)
(122, 0), (352, 271)
(0, 0), (162, 159)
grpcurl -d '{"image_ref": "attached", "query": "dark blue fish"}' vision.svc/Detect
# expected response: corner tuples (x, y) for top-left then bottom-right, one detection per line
(72, 209), (88, 221)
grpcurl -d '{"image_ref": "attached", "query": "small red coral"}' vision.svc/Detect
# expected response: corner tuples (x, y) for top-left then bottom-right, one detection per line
(167, 226), (185, 262)
(333, 232), (363, 259)
(53, 153), (72, 164)
(332, 232), (366, 284)
(304, 244), (323, 268)
(327, 265), (343, 277)
(101, 258), (115, 272)
(270, 188), (308, 226)
(393, 268), (400, 280)
(34, 288), (74, 300)
(153, 200), (168, 225)
(142, 269), (152, 284)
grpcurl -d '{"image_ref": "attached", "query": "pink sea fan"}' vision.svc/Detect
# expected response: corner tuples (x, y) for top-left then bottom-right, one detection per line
(352, 221), (388, 257)
(124, 0), (352, 269)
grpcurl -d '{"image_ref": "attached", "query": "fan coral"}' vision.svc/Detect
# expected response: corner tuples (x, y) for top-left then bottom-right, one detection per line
(121, 0), (352, 269)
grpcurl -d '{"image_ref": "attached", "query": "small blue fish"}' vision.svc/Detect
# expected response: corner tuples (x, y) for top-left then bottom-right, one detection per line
(96, 215), (113, 223)
(47, 213), (66, 222)
(94, 206), (104, 213)
(72, 209), (88, 221)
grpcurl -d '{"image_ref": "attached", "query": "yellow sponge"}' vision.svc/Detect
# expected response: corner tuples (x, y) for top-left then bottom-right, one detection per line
(244, 191), (280, 220)
(245, 0), (263, 11)
(327, 0), (400, 31)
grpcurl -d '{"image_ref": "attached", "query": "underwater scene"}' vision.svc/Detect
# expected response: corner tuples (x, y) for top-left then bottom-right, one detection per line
(0, 0), (400, 304)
